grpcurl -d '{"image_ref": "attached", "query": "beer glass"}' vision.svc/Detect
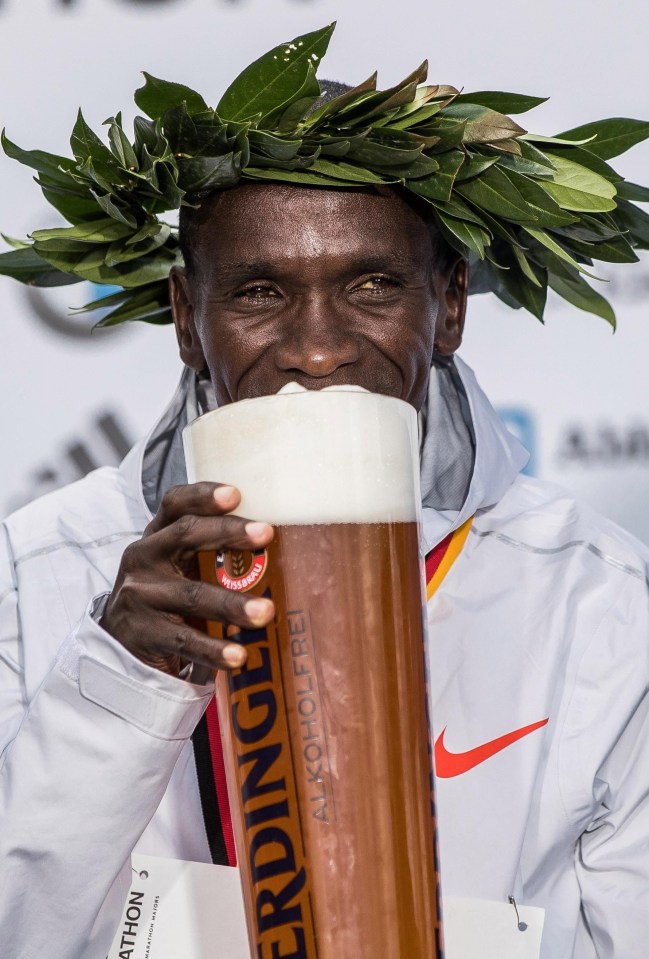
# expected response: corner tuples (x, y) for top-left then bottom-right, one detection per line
(184, 388), (442, 959)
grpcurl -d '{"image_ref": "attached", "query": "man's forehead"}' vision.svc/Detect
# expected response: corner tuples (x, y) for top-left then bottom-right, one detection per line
(189, 185), (435, 276)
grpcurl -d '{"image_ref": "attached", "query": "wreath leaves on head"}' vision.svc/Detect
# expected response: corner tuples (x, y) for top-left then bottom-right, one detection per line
(1, 21), (648, 329)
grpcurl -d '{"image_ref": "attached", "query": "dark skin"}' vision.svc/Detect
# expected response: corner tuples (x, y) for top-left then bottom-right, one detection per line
(101, 184), (469, 676)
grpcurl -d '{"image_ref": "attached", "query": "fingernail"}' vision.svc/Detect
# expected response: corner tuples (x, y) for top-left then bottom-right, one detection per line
(213, 485), (236, 506)
(245, 521), (272, 540)
(222, 643), (247, 667)
(245, 598), (272, 623)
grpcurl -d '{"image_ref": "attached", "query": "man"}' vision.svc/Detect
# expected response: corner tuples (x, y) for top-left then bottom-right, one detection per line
(1, 24), (649, 959)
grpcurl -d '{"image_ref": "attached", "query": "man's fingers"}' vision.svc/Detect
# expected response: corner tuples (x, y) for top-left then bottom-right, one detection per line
(152, 579), (275, 629)
(145, 482), (241, 535)
(160, 622), (249, 671)
(145, 513), (273, 561)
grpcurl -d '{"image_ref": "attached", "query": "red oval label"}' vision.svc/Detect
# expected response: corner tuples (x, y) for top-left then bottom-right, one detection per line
(216, 548), (268, 592)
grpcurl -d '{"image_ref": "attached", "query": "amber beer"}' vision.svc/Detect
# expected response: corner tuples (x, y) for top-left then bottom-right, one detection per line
(183, 389), (443, 959)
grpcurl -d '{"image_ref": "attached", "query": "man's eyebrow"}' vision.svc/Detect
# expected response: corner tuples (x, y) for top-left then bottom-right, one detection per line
(213, 262), (279, 285)
(213, 253), (426, 284)
(342, 254), (426, 274)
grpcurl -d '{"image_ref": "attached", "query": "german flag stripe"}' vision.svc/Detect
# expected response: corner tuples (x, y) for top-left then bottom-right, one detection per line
(426, 517), (473, 601)
(191, 698), (236, 867)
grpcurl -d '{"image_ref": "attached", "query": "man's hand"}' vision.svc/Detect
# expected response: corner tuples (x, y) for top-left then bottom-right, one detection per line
(101, 483), (274, 676)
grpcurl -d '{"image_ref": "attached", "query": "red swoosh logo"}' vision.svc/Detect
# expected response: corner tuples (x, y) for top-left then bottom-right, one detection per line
(434, 718), (549, 778)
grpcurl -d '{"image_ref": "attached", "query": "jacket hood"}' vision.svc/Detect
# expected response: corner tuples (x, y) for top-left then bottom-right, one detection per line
(122, 356), (528, 552)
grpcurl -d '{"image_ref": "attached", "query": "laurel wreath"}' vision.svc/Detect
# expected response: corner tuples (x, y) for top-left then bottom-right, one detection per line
(1, 22), (648, 328)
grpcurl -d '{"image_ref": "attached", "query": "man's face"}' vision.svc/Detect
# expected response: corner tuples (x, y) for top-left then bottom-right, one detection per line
(170, 184), (467, 411)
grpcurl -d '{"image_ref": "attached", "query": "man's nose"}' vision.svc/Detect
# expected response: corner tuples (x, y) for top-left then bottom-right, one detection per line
(274, 297), (361, 378)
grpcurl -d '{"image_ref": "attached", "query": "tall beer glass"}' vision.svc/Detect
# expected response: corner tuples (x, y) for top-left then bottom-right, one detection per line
(184, 388), (442, 959)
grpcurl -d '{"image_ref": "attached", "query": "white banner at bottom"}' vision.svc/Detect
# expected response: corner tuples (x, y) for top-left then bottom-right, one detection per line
(108, 855), (544, 959)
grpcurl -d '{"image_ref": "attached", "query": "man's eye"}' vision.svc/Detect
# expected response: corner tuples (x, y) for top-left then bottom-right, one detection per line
(356, 277), (398, 293)
(238, 285), (279, 299)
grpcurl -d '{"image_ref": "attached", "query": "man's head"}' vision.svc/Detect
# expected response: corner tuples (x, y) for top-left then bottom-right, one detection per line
(3, 22), (646, 335)
(170, 182), (468, 412)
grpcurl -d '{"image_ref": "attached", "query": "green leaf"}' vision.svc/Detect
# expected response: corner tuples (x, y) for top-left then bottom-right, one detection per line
(523, 225), (601, 278)
(555, 117), (649, 160)
(456, 165), (532, 222)
(442, 103), (525, 143)
(547, 267), (615, 326)
(559, 212), (622, 241)
(242, 166), (353, 188)
(105, 116), (139, 170)
(481, 246), (548, 319)
(1, 130), (76, 186)
(434, 210), (490, 258)
(498, 264), (547, 320)
(84, 284), (173, 326)
(273, 63), (322, 131)
(309, 158), (388, 183)
(541, 155), (617, 213)
(407, 149), (465, 202)
(177, 153), (241, 192)
(303, 73), (378, 128)
(347, 133), (423, 169)
(91, 190), (139, 229)
(522, 132), (596, 147)
(454, 91), (548, 115)
(31, 218), (133, 245)
(539, 143), (622, 182)
(38, 182), (100, 225)
(1, 233), (30, 250)
(612, 198), (649, 248)
(432, 195), (492, 230)
(248, 129), (303, 161)
(492, 150), (554, 180)
(217, 23), (335, 122)
(90, 282), (170, 326)
(454, 152), (500, 182)
(503, 170), (577, 227)
(105, 225), (171, 266)
(512, 244), (542, 286)
(518, 139), (554, 164)
(134, 73), (208, 121)
(33, 241), (180, 288)
(330, 62), (428, 128)
(70, 110), (118, 168)
(616, 180), (649, 203)
(425, 116), (467, 152)
(559, 232), (638, 264)
(463, 206), (526, 248)
(0, 246), (82, 286)
(389, 100), (446, 131)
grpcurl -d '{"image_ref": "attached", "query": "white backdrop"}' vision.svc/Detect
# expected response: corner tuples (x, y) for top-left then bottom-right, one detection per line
(1, 0), (648, 537)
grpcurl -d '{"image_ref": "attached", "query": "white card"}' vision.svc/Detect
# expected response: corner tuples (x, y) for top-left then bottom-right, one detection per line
(444, 896), (544, 959)
(108, 855), (544, 959)
(107, 855), (249, 959)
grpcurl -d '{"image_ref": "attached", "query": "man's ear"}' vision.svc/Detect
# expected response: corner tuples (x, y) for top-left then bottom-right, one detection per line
(434, 257), (469, 356)
(169, 266), (207, 371)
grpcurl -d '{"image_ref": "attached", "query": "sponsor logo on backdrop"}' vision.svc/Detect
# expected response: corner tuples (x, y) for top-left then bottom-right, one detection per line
(497, 407), (536, 476)
(23, 284), (128, 341)
(558, 422), (649, 466)
(4, 411), (133, 516)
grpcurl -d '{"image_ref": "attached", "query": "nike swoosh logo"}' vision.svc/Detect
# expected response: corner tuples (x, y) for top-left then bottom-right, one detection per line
(434, 718), (549, 778)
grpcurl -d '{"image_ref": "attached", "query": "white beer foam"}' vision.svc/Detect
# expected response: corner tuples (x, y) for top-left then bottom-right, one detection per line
(183, 386), (420, 525)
